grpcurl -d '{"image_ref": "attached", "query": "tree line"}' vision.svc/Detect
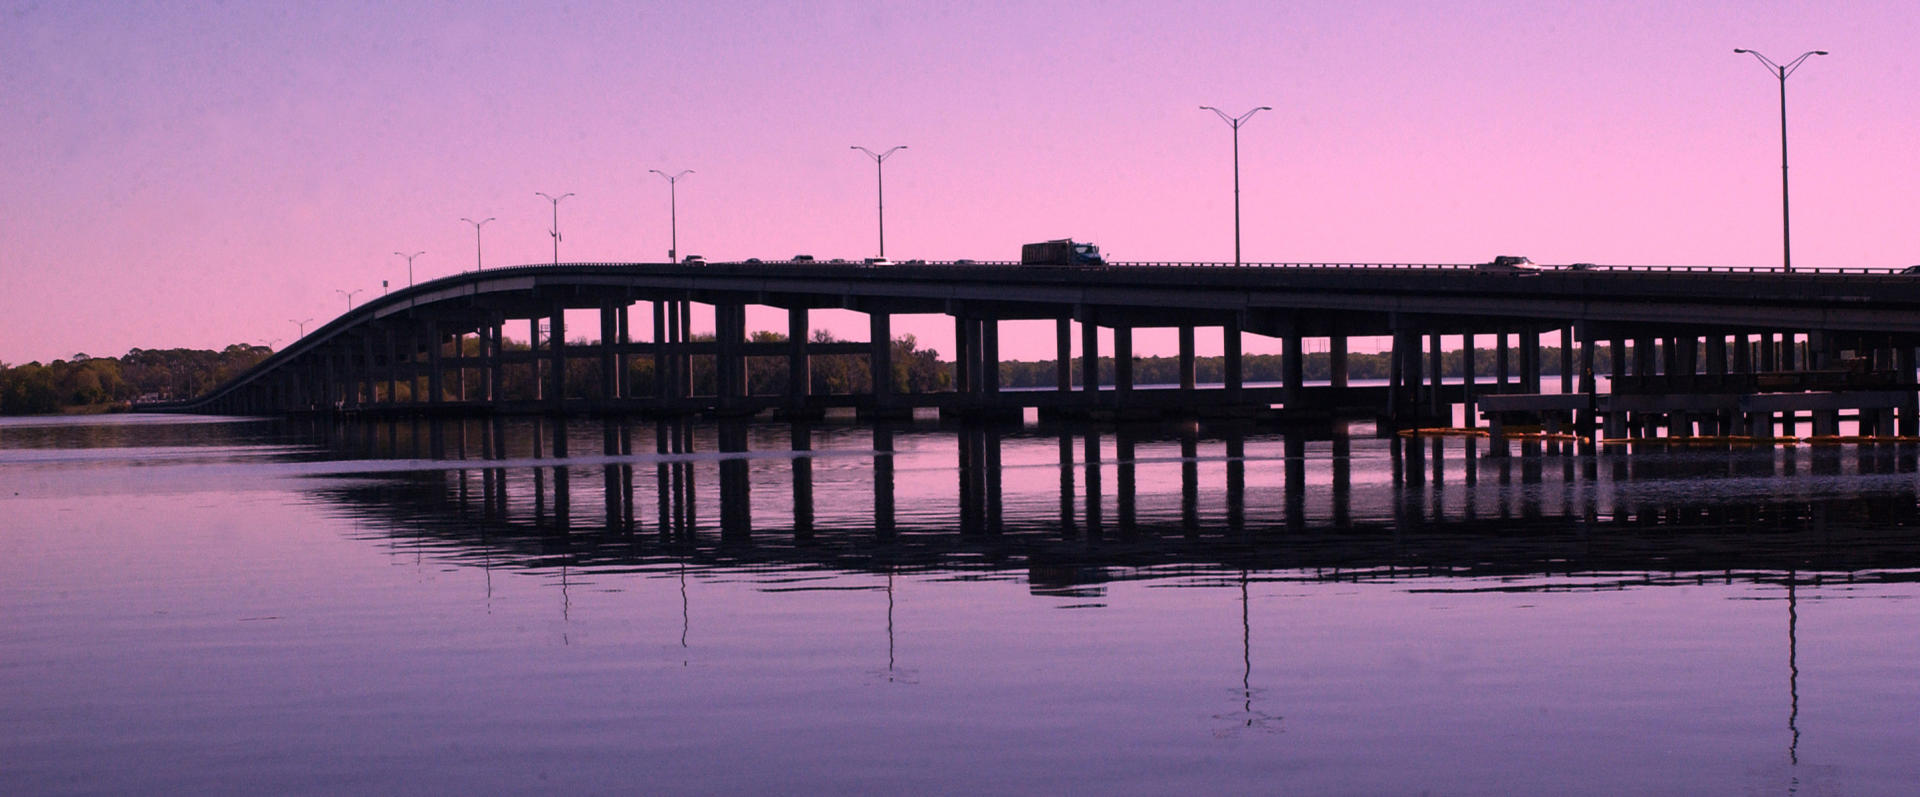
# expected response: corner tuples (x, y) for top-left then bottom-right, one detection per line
(0, 345), (274, 415)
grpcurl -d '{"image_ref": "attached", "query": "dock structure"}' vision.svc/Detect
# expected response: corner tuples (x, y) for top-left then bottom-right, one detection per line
(169, 259), (1920, 437)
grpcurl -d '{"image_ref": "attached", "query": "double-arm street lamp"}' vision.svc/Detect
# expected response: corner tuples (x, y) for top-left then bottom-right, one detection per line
(336, 288), (363, 312)
(851, 146), (906, 259)
(1201, 106), (1272, 266)
(536, 191), (575, 265)
(460, 217), (494, 270)
(291, 317), (313, 338)
(650, 169), (693, 262)
(1733, 48), (1827, 273)
(394, 250), (424, 287)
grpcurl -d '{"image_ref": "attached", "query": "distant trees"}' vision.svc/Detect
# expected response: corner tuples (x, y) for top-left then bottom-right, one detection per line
(0, 345), (273, 415)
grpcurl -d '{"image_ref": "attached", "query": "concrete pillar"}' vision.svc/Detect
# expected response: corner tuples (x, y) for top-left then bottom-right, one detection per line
(653, 301), (670, 401)
(600, 304), (619, 402)
(953, 315), (972, 394)
(1560, 326), (1575, 394)
(718, 302), (746, 400)
(1520, 331), (1541, 394)
(1461, 333), (1477, 427)
(1428, 330), (1443, 419)
(487, 320), (504, 404)
(1901, 345), (1919, 437)
(983, 318), (1000, 394)
(1081, 316), (1100, 398)
(548, 306), (566, 409)
(1224, 316), (1243, 400)
(1496, 331), (1511, 393)
(869, 310), (892, 406)
(1283, 326), (1304, 409)
(1055, 317), (1073, 392)
(618, 303), (631, 401)
(427, 322), (443, 405)
(1114, 324), (1133, 396)
(789, 307), (810, 405)
(1733, 333), (1752, 374)
(1178, 326), (1197, 392)
(1330, 334), (1349, 390)
(383, 327), (398, 405)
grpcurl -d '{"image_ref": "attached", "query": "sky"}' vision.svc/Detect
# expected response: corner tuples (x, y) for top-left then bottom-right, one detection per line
(4, 0), (1918, 365)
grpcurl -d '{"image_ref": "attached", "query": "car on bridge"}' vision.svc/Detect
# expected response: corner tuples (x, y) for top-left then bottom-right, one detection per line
(1477, 255), (1539, 272)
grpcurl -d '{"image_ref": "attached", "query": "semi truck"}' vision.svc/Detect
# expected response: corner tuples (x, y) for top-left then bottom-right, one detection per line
(1020, 239), (1106, 266)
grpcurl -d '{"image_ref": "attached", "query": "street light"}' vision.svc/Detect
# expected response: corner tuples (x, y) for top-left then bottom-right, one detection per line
(536, 191), (575, 265)
(649, 169), (693, 262)
(1200, 106), (1272, 266)
(1733, 48), (1827, 273)
(460, 217), (494, 270)
(851, 146), (906, 259)
(394, 250), (424, 287)
(291, 317), (313, 337)
(336, 288), (364, 311)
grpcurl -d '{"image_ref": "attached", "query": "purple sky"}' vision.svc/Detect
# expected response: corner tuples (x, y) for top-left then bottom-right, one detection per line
(4, 1), (1917, 364)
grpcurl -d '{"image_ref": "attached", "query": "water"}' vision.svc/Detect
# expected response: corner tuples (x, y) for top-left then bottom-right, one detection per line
(5, 413), (1920, 794)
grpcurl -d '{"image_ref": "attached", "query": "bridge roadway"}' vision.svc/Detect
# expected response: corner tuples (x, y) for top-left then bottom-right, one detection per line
(173, 259), (1920, 435)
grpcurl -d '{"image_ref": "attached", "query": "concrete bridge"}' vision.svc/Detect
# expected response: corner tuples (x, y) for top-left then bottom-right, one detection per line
(172, 259), (1920, 437)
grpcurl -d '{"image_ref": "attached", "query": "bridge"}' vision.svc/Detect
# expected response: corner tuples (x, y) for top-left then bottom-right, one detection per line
(173, 259), (1920, 439)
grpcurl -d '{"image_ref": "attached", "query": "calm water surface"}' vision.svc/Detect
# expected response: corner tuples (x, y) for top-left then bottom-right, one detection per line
(4, 413), (1920, 795)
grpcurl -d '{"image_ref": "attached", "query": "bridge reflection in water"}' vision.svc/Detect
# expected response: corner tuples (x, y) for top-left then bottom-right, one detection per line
(299, 416), (1920, 588)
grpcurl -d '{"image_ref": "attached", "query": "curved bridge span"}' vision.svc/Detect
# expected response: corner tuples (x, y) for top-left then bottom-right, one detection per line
(174, 260), (1920, 434)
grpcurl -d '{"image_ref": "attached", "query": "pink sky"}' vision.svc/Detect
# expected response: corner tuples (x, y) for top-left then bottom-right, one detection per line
(4, 0), (1917, 365)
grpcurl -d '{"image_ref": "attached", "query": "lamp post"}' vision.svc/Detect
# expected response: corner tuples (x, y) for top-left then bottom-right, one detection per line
(291, 317), (313, 338)
(394, 250), (424, 287)
(851, 146), (906, 259)
(1733, 48), (1827, 273)
(336, 288), (363, 312)
(1200, 106), (1271, 266)
(536, 191), (575, 265)
(460, 217), (494, 270)
(649, 169), (692, 262)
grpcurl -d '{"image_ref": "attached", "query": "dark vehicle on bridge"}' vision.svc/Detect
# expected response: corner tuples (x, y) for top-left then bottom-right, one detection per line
(1477, 255), (1539, 272)
(1021, 239), (1105, 266)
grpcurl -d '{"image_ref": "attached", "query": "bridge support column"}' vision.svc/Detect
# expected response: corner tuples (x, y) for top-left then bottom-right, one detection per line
(616, 304), (631, 402)
(1283, 326), (1304, 410)
(1560, 326), (1575, 395)
(488, 317), (505, 405)
(1114, 324), (1133, 398)
(600, 303), (620, 402)
(1055, 317), (1073, 392)
(653, 301), (669, 401)
(716, 301), (746, 405)
(1520, 331), (1540, 394)
(1428, 331), (1443, 420)
(1461, 333), (1476, 428)
(1223, 316), (1243, 403)
(953, 315), (972, 395)
(869, 310), (893, 413)
(1577, 323), (1597, 441)
(983, 317), (1000, 395)
(427, 320), (443, 408)
(359, 335), (375, 408)
(789, 307), (811, 409)
(1496, 331), (1511, 394)
(383, 327), (398, 406)
(1179, 326), (1197, 393)
(1329, 332), (1349, 390)
(1900, 344), (1919, 437)
(548, 305), (566, 410)
(1081, 316), (1100, 404)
